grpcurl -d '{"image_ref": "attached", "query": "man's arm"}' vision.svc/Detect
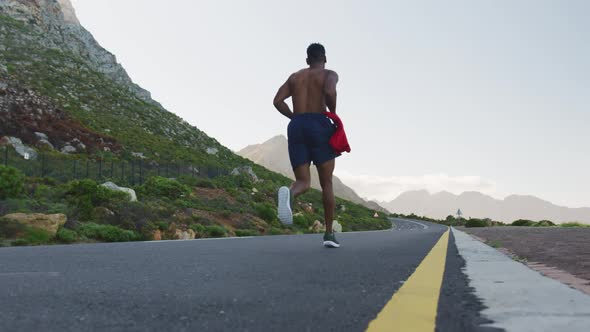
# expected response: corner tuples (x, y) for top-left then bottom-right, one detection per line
(324, 71), (339, 113)
(273, 77), (293, 119)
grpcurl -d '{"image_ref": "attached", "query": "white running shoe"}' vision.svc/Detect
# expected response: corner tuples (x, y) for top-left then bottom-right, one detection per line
(278, 186), (293, 225)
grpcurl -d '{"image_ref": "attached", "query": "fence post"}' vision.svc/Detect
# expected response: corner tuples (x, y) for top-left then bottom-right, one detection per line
(73, 160), (77, 179)
(139, 159), (143, 185)
(4, 145), (7, 166)
(110, 161), (114, 179)
(121, 162), (125, 184)
(85, 160), (89, 178)
(131, 160), (135, 186)
(40, 152), (46, 178)
(98, 159), (103, 180)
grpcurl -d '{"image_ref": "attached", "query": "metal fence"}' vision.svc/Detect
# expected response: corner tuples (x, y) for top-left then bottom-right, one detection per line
(2, 145), (229, 186)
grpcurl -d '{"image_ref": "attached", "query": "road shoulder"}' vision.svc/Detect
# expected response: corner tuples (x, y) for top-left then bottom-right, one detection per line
(453, 227), (590, 332)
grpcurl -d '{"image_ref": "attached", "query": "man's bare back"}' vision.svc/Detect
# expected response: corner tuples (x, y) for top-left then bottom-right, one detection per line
(273, 68), (338, 119)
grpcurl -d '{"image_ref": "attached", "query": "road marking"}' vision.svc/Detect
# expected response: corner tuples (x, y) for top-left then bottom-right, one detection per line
(366, 229), (449, 332)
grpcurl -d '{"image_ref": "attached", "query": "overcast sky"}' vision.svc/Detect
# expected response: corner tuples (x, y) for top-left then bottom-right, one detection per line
(69, 0), (589, 207)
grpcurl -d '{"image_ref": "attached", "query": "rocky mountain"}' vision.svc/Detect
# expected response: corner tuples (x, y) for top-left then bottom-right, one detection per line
(238, 135), (386, 212)
(382, 190), (590, 224)
(0, 0), (234, 165)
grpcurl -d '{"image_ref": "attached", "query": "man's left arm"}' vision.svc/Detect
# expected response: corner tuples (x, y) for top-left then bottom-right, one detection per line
(273, 77), (293, 119)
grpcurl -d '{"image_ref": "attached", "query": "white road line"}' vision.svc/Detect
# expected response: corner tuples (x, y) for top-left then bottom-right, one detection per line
(452, 227), (590, 332)
(0, 272), (60, 277)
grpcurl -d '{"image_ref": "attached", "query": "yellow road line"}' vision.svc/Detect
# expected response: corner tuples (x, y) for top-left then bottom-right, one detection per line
(366, 229), (450, 332)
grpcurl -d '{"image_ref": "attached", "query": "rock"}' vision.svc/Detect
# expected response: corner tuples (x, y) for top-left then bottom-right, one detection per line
(100, 182), (137, 202)
(2, 213), (66, 236)
(231, 166), (259, 183)
(174, 229), (196, 240)
(206, 147), (219, 155)
(339, 205), (347, 212)
(302, 203), (314, 214)
(374, 212), (380, 218)
(60, 145), (76, 154)
(153, 229), (162, 241)
(333, 220), (343, 233)
(309, 220), (325, 233)
(132, 152), (146, 159)
(6, 137), (38, 160)
(94, 207), (115, 221)
(37, 139), (55, 150)
(252, 188), (258, 193)
(34, 132), (49, 140)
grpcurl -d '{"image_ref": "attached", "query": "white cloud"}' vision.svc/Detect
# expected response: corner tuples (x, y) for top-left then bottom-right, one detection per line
(334, 170), (500, 202)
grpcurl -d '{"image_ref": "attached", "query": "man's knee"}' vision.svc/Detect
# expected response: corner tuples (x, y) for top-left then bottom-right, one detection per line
(298, 179), (311, 192)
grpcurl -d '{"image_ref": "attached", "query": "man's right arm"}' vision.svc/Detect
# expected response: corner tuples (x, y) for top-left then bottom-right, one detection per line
(273, 76), (294, 119)
(324, 71), (339, 113)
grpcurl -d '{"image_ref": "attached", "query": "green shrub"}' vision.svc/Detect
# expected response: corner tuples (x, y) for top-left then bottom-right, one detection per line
(21, 227), (52, 245)
(205, 225), (227, 238)
(0, 217), (27, 238)
(535, 220), (555, 227)
(560, 222), (590, 228)
(235, 229), (258, 237)
(66, 179), (130, 221)
(270, 227), (284, 235)
(255, 203), (276, 223)
(511, 219), (536, 227)
(141, 176), (190, 199)
(56, 227), (78, 244)
(465, 219), (490, 228)
(77, 223), (140, 242)
(0, 165), (25, 199)
(190, 223), (206, 234)
(293, 214), (314, 229)
(195, 178), (217, 189)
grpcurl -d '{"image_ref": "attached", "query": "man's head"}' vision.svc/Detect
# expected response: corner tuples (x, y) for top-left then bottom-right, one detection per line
(306, 43), (326, 66)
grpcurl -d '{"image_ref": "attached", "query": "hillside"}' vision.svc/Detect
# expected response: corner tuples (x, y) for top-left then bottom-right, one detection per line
(382, 190), (590, 224)
(0, 0), (390, 246)
(238, 135), (387, 212)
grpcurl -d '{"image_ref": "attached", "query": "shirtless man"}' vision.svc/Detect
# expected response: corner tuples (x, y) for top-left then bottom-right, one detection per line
(273, 43), (341, 248)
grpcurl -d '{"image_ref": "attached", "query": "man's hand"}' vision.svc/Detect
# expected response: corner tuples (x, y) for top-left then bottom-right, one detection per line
(273, 78), (293, 119)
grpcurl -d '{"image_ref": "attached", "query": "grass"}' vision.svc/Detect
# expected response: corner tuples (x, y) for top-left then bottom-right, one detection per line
(488, 240), (503, 248)
(560, 222), (590, 228)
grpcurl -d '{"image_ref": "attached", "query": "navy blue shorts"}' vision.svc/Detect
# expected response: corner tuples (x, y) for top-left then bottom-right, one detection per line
(287, 113), (340, 169)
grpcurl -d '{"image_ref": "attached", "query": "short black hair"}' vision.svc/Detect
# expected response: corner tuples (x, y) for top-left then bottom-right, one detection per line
(307, 43), (326, 62)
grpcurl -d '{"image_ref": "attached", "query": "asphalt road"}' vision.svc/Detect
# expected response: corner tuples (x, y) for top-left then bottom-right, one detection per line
(0, 219), (491, 331)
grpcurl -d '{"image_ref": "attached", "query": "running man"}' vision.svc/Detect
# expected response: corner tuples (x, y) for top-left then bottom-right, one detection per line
(273, 43), (341, 248)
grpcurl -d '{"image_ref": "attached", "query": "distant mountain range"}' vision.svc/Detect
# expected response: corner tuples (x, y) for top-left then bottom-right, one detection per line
(380, 190), (590, 224)
(238, 135), (386, 212)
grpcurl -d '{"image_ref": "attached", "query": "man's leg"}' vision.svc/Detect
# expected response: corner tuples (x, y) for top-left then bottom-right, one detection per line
(290, 163), (311, 198)
(279, 164), (311, 224)
(317, 159), (335, 233)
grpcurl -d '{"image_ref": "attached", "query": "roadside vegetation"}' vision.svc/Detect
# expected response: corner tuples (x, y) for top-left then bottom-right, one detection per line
(389, 213), (588, 229)
(0, 165), (390, 247)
